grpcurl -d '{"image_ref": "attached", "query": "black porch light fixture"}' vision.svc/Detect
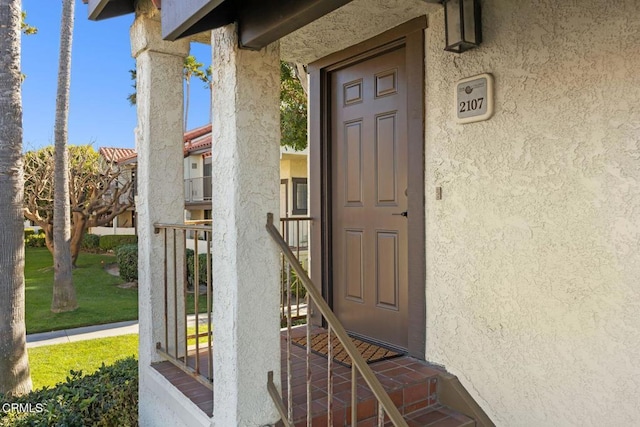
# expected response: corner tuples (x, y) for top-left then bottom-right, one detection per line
(443, 0), (482, 53)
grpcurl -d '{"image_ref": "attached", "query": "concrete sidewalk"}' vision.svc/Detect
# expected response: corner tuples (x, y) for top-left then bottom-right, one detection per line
(26, 314), (212, 348)
(26, 320), (139, 348)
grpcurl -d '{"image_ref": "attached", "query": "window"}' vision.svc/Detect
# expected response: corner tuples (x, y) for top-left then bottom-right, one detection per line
(292, 178), (308, 216)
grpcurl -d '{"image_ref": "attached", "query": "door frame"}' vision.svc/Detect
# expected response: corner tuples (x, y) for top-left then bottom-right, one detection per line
(308, 16), (426, 358)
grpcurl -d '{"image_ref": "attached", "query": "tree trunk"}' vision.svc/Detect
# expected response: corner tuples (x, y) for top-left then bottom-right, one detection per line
(0, 0), (32, 396)
(184, 78), (190, 132)
(52, 0), (77, 313)
(43, 223), (53, 253)
(70, 213), (87, 267)
(293, 63), (308, 95)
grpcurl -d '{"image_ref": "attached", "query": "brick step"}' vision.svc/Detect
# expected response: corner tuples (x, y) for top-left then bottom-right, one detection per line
(403, 404), (475, 427)
(283, 360), (442, 426)
(281, 402), (474, 427)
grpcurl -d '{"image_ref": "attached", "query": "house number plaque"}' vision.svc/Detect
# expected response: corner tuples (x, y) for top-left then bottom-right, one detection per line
(455, 73), (494, 124)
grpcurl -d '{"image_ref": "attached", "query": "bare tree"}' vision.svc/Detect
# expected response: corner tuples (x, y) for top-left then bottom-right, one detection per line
(0, 0), (32, 396)
(24, 145), (134, 267)
(52, 0), (76, 313)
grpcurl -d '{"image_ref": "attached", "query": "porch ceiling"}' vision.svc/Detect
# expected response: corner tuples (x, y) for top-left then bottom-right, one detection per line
(280, 0), (439, 64)
(85, 0), (134, 21)
(159, 0), (354, 47)
(85, 0), (439, 63)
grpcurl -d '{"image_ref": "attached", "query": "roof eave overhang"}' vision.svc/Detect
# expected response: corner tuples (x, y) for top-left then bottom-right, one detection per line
(162, 0), (353, 49)
(86, 0), (135, 21)
(85, 0), (371, 51)
(237, 0), (353, 50)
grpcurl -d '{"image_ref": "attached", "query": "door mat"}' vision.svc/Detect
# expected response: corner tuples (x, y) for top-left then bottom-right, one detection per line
(290, 332), (404, 367)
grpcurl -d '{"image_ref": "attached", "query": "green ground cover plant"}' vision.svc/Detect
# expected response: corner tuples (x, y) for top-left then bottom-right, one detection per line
(25, 248), (138, 334)
(98, 234), (137, 251)
(0, 356), (138, 427)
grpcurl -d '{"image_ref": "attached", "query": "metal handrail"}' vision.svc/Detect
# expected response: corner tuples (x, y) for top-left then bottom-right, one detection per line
(266, 213), (408, 427)
(153, 222), (214, 390)
(154, 223), (211, 233)
(279, 216), (312, 222)
(267, 371), (292, 427)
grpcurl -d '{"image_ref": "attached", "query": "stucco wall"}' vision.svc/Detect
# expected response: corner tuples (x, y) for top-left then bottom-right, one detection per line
(139, 367), (210, 427)
(281, 0), (436, 64)
(280, 157), (307, 180)
(424, 1), (640, 425)
(211, 24), (281, 426)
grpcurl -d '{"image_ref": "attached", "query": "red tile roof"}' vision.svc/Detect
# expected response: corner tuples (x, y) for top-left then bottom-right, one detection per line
(104, 124), (214, 165)
(184, 124), (212, 156)
(98, 147), (137, 163)
(184, 124), (212, 143)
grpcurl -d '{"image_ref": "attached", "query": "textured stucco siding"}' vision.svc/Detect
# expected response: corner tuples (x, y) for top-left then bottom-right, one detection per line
(139, 367), (210, 427)
(281, 0), (437, 64)
(280, 158), (307, 181)
(211, 24), (281, 426)
(131, 12), (198, 427)
(424, 1), (640, 425)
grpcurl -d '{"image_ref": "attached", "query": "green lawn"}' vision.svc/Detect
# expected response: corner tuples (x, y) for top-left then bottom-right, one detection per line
(25, 248), (138, 334)
(28, 329), (207, 390)
(28, 328), (209, 390)
(28, 334), (138, 390)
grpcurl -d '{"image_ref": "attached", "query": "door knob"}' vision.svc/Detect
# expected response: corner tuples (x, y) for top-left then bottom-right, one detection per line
(392, 211), (408, 217)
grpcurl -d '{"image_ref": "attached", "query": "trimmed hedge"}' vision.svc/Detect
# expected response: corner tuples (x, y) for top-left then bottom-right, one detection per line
(24, 228), (35, 239)
(0, 357), (138, 427)
(82, 233), (101, 251)
(186, 249), (208, 287)
(116, 244), (138, 282)
(25, 234), (46, 248)
(99, 235), (137, 251)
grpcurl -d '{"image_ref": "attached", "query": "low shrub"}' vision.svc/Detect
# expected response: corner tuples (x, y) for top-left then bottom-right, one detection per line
(116, 244), (138, 282)
(82, 233), (101, 251)
(0, 357), (138, 427)
(99, 235), (137, 251)
(24, 228), (35, 239)
(25, 234), (46, 248)
(186, 249), (208, 287)
(282, 267), (307, 299)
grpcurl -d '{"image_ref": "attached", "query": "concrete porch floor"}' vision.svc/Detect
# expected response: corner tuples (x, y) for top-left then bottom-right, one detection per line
(152, 327), (474, 426)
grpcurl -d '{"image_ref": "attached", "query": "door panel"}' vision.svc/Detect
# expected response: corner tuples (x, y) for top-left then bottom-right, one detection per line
(345, 230), (364, 301)
(331, 46), (408, 349)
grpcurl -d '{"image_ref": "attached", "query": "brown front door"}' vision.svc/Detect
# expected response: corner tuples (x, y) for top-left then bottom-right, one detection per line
(331, 45), (408, 349)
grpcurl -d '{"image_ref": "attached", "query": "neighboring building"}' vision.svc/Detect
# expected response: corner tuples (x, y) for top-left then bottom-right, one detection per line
(84, 1), (640, 426)
(183, 124), (214, 222)
(280, 145), (309, 219)
(94, 147), (137, 235)
(102, 126), (309, 227)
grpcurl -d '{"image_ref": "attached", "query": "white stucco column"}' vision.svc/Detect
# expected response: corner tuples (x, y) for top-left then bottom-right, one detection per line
(211, 24), (281, 426)
(130, 11), (189, 379)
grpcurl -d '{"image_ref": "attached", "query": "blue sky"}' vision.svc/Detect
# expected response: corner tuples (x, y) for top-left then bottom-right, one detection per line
(21, 1), (212, 151)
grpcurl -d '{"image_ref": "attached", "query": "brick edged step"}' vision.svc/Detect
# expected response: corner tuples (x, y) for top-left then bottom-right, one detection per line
(403, 405), (475, 427)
